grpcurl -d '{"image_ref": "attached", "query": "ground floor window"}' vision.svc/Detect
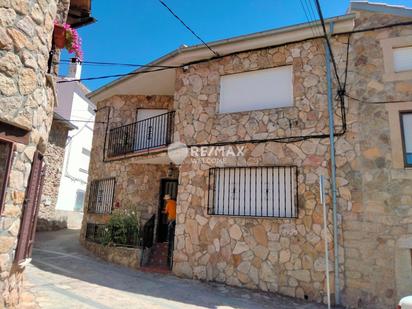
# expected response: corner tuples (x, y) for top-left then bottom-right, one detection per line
(208, 166), (298, 218)
(401, 112), (412, 167)
(74, 189), (85, 212)
(0, 139), (14, 213)
(88, 178), (116, 214)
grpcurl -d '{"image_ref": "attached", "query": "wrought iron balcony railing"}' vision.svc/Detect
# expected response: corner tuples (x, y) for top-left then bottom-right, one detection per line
(107, 111), (175, 157)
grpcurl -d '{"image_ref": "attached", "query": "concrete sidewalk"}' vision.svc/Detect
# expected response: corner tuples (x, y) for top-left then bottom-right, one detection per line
(21, 230), (327, 309)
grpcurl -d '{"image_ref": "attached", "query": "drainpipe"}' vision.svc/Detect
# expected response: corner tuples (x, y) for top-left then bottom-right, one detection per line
(325, 21), (340, 305)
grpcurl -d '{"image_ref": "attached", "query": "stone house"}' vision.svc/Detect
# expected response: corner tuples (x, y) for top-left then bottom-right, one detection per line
(0, 0), (93, 307)
(83, 2), (412, 308)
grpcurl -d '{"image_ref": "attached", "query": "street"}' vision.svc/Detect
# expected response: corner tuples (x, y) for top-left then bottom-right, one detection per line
(21, 230), (326, 309)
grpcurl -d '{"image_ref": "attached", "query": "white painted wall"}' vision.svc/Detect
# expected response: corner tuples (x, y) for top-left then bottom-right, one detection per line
(219, 66), (293, 113)
(56, 85), (95, 212)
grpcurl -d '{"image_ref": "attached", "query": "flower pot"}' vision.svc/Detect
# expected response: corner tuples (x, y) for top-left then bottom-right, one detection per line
(53, 24), (66, 49)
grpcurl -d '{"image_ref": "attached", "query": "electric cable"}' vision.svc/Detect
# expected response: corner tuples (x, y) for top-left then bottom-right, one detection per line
(313, 0), (343, 91)
(58, 59), (180, 69)
(56, 21), (412, 85)
(157, 0), (219, 57)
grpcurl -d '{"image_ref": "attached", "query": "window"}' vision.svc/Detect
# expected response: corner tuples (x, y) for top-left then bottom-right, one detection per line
(401, 112), (412, 167)
(0, 139), (14, 213)
(380, 35), (412, 81)
(88, 178), (115, 214)
(393, 46), (412, 73)
(208, 166), (298, 218)
(81, 148), (91, 156)
(74, 190), (85, 212)
(87, 104), (96, 115)
(219, 66), (293, 113)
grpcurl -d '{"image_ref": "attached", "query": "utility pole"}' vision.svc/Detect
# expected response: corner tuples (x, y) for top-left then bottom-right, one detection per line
(324, 21), (340, 305)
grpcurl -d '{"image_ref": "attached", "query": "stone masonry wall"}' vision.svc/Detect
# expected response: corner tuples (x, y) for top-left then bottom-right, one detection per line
(339, 11), (412, 309)
(173, 36), (354, 304)
(37, 120), (69, 231)
(0, 0), (70, 307)
(81, 95), (175, 236)
(172, 10), (412, 309)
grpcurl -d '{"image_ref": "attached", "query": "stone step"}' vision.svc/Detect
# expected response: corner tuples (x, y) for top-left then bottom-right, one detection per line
(145, 242), (170, 268)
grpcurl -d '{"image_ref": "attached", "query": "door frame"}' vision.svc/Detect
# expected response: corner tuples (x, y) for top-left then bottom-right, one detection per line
(156, 178), (178, 243)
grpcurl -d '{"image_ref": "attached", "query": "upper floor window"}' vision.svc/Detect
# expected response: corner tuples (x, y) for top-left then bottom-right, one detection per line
(393, 46), (412, 73)
(401, 112), (412, 167)
(219, 66), (293, 114)
(380, 35), (412, 81)
(82, 147), (91, 156)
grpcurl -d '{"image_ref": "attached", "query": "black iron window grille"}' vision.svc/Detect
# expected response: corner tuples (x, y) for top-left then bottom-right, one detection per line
(107, 111), (175, 157)
(88, 178), (115, 214)
(208, 166), (298, 218)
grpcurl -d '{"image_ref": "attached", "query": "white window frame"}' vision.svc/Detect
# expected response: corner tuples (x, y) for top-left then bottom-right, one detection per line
(380, 35), (412, 81)
(218, 66), (294, 114)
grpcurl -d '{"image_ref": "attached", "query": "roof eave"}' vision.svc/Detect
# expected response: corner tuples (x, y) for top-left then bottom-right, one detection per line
(88, 13), (355, 102)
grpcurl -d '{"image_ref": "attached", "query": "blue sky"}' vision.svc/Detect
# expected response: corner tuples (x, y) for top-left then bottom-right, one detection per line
(59, 0), (412, 91)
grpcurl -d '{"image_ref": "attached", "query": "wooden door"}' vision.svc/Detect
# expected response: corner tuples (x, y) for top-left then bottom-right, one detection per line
(15, 151), (46, 264)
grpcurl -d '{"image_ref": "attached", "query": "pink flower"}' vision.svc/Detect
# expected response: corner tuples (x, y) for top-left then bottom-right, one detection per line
(56, 23), (84, 60)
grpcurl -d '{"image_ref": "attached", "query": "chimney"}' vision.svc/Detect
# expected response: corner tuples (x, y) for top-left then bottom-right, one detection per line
(68, 58), (82, 80)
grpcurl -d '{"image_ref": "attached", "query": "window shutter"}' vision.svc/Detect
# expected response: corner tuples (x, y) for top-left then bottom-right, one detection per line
(15, 151), (46, 264)
(393, 46), (412, 72)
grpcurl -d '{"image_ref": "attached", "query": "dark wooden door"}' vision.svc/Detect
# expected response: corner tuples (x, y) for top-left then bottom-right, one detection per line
(157, 179), (178, 242)
(15, 151), (46, 264)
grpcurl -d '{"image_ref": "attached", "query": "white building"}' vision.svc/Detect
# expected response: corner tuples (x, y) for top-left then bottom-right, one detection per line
(55, 59), (95, 219)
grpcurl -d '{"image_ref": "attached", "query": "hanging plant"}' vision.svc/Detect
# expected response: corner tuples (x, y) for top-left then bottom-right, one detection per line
(53, 22), (83, 60)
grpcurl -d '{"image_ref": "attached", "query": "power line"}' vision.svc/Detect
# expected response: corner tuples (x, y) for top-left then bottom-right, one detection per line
(58, 59), (180, 69)
(56, 66), (176, 83)
(56, 21), (412, 84)
(345, 94), (411, 104)
(157, 0), (219, 57)
(313, 0), (343, 92)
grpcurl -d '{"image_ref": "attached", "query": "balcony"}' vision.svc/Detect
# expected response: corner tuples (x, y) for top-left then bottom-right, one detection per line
(107, 111), (175, 158)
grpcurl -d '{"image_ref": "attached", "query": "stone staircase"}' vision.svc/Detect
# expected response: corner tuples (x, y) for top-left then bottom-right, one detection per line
(140, 242), (170, 274)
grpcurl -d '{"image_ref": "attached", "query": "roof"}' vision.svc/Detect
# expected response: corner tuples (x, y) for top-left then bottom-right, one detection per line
(88, 1), (412, 103)
(67, 0), (96, 28)
(350, 1), (412, 17)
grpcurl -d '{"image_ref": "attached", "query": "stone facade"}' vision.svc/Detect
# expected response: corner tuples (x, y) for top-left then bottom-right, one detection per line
(36, 121), (70, 231)
(81, 95), (175, 236)
(173, 36), (350, 304)
(83, 7), (412, 309)
(0, 0), (70, 307)
(339, 12), (412, 309)
(172, 10), (412, 309)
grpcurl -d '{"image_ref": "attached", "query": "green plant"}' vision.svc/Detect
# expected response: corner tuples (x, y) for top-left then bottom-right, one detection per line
(100, 208), (140, 247)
